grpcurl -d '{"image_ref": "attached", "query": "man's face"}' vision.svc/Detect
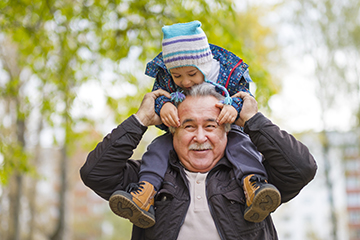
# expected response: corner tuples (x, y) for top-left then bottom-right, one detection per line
(173, 95), (228, 173)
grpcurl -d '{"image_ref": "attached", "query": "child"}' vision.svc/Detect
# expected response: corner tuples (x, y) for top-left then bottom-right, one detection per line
(109, 21), (281, 228)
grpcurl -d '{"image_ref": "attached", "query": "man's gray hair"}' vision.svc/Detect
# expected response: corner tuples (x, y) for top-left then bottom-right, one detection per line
(169, 82), (232, 133)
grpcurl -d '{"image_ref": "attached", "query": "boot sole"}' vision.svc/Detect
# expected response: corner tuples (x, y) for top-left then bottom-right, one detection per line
(244, 186), (281, 223)
(109, 191), (155, 228)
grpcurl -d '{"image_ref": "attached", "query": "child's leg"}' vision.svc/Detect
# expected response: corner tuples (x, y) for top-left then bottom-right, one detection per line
(225, 125), (266, 181)
(139, 132), (173, 191)
(225, 125), (281, 223)
(109, 132), (173, 229)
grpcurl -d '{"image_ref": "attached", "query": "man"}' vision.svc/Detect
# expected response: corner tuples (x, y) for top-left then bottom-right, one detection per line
(80, 83), (317, 240)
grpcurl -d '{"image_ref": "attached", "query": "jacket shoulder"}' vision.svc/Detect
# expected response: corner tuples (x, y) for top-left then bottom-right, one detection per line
(145, 52), (167, 78)
(210, 44), (252, 92)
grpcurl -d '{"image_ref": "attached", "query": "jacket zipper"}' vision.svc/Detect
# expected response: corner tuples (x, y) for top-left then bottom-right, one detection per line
(172, 162), (191, 240)
(206, 169), (225, 240)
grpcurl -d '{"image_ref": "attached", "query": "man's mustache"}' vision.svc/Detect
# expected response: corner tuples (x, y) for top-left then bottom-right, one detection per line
(189, 142), (213, 151)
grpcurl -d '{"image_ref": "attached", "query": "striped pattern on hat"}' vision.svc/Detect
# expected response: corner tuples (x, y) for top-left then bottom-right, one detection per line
(162, 21), (213, 77)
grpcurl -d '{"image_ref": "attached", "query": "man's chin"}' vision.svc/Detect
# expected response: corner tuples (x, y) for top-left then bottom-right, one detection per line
(189, 149), (211, 156)
(187, 152), (215, 171)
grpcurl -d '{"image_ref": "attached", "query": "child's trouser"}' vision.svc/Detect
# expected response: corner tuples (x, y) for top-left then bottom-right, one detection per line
(138, 125), (266, 191)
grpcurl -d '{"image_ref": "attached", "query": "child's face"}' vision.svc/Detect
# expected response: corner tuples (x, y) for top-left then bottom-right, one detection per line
(170, 66), (204, 90)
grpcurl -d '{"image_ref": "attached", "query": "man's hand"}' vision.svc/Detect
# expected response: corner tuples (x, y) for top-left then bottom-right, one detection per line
(214, 104), (238, 125)
(232, 91), (258, 127)
(135, 89), (171, 127)
(160, 102), (180, 127)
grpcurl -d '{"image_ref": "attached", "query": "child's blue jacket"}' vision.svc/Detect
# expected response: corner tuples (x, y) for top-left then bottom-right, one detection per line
(145, 44), (253, 123)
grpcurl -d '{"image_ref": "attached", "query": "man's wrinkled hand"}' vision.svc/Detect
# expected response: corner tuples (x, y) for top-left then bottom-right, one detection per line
(135, 89), (171, 127)
(231, 91), (258, 127)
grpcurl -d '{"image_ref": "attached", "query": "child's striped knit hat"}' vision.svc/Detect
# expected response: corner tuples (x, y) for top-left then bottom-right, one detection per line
(163, 21), (233, 106)
(162, 21), (213, 78)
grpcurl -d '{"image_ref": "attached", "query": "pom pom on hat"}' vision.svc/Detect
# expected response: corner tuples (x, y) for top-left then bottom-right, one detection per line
(162, 21), (213, 78)
(170, 91), (186, 103)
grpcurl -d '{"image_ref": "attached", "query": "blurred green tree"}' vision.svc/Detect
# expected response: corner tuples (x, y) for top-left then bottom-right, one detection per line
(0, 0), (280, 239)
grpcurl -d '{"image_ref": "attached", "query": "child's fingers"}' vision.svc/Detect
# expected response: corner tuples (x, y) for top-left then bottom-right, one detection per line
(217, 110), (225, 124)
(170, 110), (180, 127)
(163, 112), (179, 127)
(215, 102), (224, 110)
(219, 111), (237, 125)
(218, 106), (232, 125)
(218, 104), (238, 124)
(219, 113), (231, 125)
(228, 115), (236, 124)
(169, 116), (180, 127)
(161, 116), (171, 127)
(217, 116), (223, 125)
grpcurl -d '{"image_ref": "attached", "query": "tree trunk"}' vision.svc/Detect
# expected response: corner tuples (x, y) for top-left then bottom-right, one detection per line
(8, 118), (26, 240)
(27, 120), (43, 240)
(50, 144), (68, 240)
(8, 173), (22, 240)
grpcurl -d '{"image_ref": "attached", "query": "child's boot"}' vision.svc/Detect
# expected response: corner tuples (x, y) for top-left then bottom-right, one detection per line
(109, 181), (156, 228)
(243, 174), (281, 222)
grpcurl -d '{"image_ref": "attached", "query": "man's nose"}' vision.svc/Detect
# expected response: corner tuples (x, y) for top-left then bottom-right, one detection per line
(194, 127), (207, 142)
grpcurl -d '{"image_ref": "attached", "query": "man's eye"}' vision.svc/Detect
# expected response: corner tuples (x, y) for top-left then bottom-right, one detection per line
(206, 124), (217, 129)
(184, 125), (195, 130)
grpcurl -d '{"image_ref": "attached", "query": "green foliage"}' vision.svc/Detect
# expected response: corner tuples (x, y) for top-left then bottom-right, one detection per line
(0, 143), (27, 185)
(0, 0), (279, 183)
(0, 1), (282, 239)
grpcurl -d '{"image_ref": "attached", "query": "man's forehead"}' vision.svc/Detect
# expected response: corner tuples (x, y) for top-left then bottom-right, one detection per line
(179, 95), (218, 109)
(180, 95), (218, 107)
(178, 96), (220, 121)
(181, 117), (218, 125)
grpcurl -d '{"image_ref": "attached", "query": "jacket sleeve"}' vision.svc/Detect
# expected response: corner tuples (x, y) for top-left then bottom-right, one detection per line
(148, 61), (178, 116)
(152, 76), (172, 116)
(244, 112), (317, 203)
(229, 69), (253, 114)
(151, 76), (173, 131)
(230, 85), (251, 117)
(79, 115), (147, 200)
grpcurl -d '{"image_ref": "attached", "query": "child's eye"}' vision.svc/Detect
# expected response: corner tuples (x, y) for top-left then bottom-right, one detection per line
(173, 75), (181, 78)
(189, 72), (196, 77)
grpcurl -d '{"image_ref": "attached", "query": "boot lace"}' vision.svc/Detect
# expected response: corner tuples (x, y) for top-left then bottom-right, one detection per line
(249, 175), (267, 188)
(125, 182), (145, 194)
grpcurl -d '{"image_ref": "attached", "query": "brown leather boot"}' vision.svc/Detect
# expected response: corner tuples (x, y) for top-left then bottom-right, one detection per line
(243, 174), (281, 222)
(109, 181), (156, 228)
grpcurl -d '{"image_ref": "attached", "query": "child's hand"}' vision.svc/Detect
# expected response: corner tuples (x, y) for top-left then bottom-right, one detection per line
(160, 102), (180, 127)
(215, 103), (238, 125)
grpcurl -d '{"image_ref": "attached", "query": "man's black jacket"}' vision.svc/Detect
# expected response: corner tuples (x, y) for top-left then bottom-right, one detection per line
(80, 112), (317, 240)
